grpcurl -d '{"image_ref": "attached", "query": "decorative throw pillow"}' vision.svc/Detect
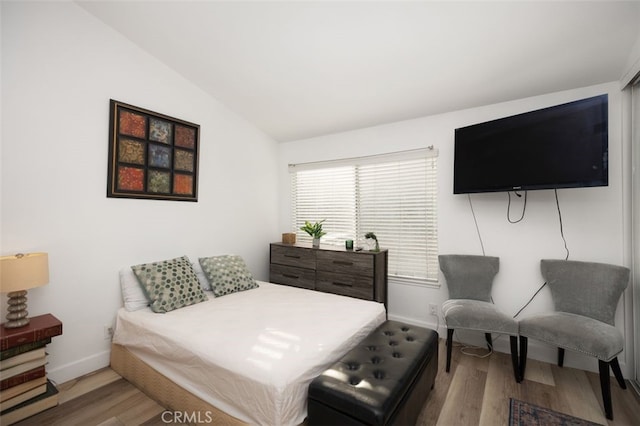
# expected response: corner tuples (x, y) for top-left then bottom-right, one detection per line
(131, 256), (207, 313)
(198, 255), (259, 297)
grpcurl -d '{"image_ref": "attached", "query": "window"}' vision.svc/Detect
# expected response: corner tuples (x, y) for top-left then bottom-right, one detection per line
(290, 148), (438, 284)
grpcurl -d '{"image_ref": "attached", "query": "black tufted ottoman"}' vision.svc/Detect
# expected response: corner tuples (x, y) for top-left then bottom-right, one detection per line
(307, 320), (438, 425)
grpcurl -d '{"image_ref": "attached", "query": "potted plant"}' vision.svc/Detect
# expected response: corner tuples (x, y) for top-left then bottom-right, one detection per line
(365, 232), (380, 252)
(300, 220), (327, 247)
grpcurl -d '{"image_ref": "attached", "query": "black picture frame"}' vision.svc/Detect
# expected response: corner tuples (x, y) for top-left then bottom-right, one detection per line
(107, 99), (200, 202)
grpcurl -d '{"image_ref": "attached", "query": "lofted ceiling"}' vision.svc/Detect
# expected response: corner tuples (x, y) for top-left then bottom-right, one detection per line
(77, 1), (640, 142)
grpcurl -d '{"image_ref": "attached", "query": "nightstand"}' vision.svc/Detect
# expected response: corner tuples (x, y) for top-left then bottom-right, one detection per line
(0, 314), (62, 424)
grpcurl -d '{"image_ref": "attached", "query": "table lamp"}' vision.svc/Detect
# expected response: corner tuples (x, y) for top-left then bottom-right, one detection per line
(0, 253), (49, 328)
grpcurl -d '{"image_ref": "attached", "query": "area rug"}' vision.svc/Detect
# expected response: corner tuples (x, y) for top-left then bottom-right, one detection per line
(509, 398), (604, 426)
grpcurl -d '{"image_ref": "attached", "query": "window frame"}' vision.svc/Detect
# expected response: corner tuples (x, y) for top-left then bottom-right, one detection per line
(289, 148), (439, 286)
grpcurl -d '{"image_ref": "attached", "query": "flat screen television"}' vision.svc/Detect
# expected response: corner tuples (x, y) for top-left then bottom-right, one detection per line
(453, 94), (608, 194)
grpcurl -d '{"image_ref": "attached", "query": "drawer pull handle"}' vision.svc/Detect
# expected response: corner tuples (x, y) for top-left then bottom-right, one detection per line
(284, 254), (301, 259)
(283, 274), (299, 279)
(332, 281), (352, 287)
(333, 260), (353, 266)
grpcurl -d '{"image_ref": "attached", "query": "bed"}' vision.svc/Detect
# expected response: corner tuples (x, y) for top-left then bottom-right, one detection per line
(111, 256), (386, 425)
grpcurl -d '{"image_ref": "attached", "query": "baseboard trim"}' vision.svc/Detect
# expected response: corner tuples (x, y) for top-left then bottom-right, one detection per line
(387, 313), (445, 335)
(47, 349), (111, 384)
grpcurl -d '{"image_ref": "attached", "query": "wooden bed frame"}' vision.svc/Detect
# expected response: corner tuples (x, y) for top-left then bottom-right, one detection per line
(110, 343), (247, 425)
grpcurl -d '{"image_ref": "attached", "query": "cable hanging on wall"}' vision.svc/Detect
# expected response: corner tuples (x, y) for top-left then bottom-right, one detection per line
(465, 188), (571, 318)
(467, 194), (486, 256)
(555, 189), (570, 260)
(507, 191), (527, 223)
(513, 188), (571, 318)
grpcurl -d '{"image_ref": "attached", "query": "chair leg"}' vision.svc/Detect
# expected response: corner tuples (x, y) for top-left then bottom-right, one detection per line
(446, 328), (454, 373)
(518, 336), (528, 382)
(610, 357), (627, 389)
(485, 333), (493, 351)
(558, 347), (565, 367)
(598, 360), (613, 420)
(509, 335), (520, 383)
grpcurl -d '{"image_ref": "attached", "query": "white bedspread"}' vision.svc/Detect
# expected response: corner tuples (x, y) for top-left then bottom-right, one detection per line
(113, 282), (386, 425)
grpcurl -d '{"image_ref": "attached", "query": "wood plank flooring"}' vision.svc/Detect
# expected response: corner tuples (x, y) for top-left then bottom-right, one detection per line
(14, 339), (640, 425)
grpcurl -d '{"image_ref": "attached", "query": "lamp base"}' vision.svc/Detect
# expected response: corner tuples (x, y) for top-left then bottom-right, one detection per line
(4, 290), (31, 328)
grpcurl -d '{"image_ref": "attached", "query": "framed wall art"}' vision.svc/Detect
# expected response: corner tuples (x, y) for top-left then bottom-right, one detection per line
(107, 99), (200, 201)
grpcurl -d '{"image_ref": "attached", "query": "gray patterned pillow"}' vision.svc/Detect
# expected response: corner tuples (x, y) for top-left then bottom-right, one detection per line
(198, 255), (258, 297)
(131, 256), (207, 313)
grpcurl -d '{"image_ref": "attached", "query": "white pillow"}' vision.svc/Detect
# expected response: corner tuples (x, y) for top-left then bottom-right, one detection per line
(119, 267), (150, 311)
(191, 260), (211, 291)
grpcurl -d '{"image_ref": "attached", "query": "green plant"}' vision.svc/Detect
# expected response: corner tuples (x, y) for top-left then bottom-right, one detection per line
(365, 232), (380, 252)
(300, 220), (327, 239)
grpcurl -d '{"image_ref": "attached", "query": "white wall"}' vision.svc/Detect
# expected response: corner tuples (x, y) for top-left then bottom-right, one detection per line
(621, 24), (640, 87)
(1, 2), (279, 383)
(2, 1), (632, 385)
(278, 81), (633, 376)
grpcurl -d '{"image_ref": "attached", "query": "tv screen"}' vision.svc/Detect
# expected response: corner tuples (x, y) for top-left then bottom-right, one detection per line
(453, 94), (608, 194)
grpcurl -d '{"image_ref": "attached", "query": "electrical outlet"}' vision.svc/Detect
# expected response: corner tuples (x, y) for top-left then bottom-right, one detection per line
(429, 303), (438, 316)
(103, 325), (114, 340)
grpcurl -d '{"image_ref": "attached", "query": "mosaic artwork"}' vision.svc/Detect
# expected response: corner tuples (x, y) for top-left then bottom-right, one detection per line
(119, 110), (147, 138)
(148, 170), (171, 194)
(173, 174), (193, 195)
(107, 99), (199, 201)
(118, 139), (145, 165)
(117, 166), (144, 191)
(175, 125), (196, 149)
(174, 149), (194, 172)
(148, 144), (172, 168)
(149, 118), (172, 144)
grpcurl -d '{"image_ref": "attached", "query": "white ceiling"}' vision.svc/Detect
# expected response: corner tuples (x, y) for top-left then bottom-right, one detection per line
(77, 1), (640, 142)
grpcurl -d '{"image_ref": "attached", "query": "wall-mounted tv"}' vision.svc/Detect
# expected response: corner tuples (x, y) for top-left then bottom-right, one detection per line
(453, 94), (608, 194)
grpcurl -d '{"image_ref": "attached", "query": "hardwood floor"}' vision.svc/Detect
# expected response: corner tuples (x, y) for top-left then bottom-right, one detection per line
(14, 339), (640, 425)
(420, 340), (640, 426)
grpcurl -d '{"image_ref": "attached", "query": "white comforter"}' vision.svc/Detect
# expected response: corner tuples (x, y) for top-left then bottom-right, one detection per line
(113, 282), (386, 425)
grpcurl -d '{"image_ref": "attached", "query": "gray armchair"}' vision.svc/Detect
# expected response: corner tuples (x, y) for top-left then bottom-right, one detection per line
(519, 259), (630, 420)
(439, 255), (520, 382)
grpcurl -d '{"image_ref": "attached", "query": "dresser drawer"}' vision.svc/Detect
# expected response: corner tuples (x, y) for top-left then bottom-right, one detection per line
(270, 264), (316, 290)
(316, 250), (374, 277)
(269, 242), (387, 307)
(316, 271), (374, 300)
(271, 244), (316, 269)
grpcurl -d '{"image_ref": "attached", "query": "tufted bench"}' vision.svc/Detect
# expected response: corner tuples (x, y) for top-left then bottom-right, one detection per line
(307, 320), (438, 425)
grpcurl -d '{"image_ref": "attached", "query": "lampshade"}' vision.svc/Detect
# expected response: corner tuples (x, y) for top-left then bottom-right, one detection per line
(1, 253), (49, 292)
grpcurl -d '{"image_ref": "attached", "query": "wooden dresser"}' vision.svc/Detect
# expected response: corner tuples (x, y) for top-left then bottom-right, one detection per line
(269, 242), (388, 307)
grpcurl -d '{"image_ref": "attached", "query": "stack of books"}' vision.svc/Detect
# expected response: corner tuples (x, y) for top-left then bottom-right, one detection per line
(0, 314), (63, 425)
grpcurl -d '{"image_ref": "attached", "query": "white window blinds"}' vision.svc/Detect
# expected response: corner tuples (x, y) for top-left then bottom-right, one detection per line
(290, 148), (439, 284)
